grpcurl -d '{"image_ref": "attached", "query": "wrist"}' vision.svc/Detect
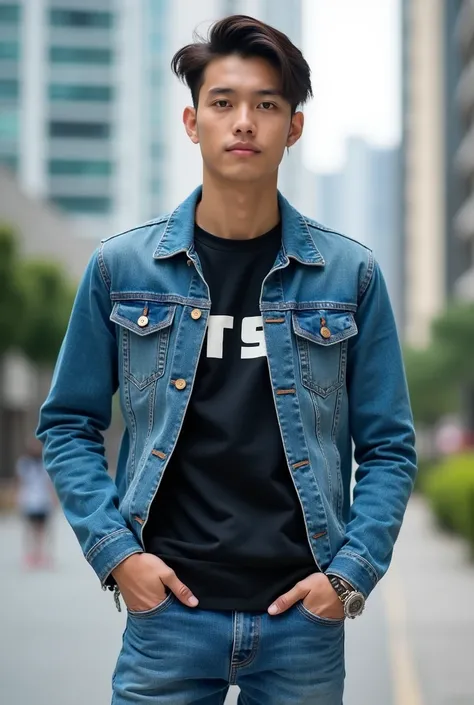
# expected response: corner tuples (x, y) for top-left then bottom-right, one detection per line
(112, 552), (142, 581)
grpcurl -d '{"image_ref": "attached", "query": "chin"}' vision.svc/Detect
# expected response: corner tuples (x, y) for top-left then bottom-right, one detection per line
(220, 167), (268, 184)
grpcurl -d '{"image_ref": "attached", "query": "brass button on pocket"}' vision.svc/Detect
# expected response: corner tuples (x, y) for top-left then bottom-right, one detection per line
(137, 315), (149, 328)
(191, 308), (202, 320)
(174, 378), (187, 390)
(320, 326), (331, 339)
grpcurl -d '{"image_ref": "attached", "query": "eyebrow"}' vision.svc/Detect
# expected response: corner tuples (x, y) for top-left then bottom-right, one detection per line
(207, 87), (283, 98)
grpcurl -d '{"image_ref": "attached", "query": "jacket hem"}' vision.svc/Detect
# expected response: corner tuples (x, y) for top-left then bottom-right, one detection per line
(86, 528), (144, 585)
(325, 550), (379, 598)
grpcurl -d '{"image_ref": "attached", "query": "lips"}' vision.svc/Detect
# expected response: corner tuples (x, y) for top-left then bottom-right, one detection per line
(227, 143), (261, 153)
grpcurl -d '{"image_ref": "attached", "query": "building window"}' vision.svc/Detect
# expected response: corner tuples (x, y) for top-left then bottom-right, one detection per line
(0, 154), (18, 171)
(0, 5), (20, 24)
(49, 159), (113, 176)
(50, 9), (113, 29)
(49, 121), (110, 139)
(52, 196), (112, 214)
(49, 84), (113, 102)
(0, 79), (18, 99)
(50, 46), (112, 65)
(0, 109), (18, 140)
(0, 41), (19, 60)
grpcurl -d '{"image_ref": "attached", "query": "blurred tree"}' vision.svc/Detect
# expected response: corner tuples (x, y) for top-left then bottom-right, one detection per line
(0, 224), (25, 355)
(18, 260), (75, 367)
(404, 345), (458, 426)
(431, 303), (474, 431)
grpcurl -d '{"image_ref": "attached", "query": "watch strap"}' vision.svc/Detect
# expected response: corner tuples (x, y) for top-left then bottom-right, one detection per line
(327, 574), (353, 602)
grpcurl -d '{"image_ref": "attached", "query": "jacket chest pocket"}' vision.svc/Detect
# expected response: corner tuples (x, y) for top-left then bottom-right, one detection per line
(292, 309), (358, 398)
(111, 301), (176, 390)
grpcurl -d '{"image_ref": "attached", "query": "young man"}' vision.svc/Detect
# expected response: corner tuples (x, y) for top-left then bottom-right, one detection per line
(37, 15), (417, 705)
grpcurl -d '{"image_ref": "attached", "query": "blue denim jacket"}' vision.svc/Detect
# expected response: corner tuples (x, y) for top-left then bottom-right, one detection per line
(37, 186), (417, 599)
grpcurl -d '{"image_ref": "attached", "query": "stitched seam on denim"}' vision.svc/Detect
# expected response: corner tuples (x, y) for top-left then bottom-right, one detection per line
(312, 392), (332, 503)
(145, 382), (156, 444)
(154, 201), (181, 253)
(121, 331), (137, 479)
(305, 219), (373, 253)
(234, 615), (261, 669)
(97, 245), (111, 290)
(229, 612), (239, 684)
(262, 301), (359, 312)
(337, 550), (379, 584)
(110, 292), (211, 307)
(358, 251), (375, 302)
(300, 213), (323, 255)
(86, 528), (130, 562)
(331, 385), (344, 522)
(101, 215), (170, 244)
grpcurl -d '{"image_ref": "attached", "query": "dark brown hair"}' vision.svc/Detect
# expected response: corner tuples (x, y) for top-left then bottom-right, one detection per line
(171, 15), (313, 113)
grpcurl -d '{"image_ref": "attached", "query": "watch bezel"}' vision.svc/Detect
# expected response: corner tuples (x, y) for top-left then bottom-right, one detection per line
(344, 591), (365, 618)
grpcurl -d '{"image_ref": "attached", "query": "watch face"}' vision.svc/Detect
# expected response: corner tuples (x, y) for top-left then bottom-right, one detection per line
(345, 592), (365, 618)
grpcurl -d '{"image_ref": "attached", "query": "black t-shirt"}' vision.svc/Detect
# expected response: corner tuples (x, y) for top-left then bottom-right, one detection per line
(144, 222), (317, 611)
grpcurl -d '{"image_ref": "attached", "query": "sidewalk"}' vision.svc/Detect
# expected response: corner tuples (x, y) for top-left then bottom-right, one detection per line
(383, 494), (474, 705)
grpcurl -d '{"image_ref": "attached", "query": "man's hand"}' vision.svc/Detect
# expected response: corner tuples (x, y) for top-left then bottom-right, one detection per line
(268, 572), (344, 619)
(112, 553), (199, 612)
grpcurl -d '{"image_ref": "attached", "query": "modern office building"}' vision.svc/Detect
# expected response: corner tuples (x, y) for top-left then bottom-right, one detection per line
(453, 0), (474, 300)
(0, 0), (170, 238)
(401, 0), (469, 347)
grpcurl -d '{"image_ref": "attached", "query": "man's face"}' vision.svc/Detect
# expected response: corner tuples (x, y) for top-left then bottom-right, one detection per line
(183, 54), (304, 184)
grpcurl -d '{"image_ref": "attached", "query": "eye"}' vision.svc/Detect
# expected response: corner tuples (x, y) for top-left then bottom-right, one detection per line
(259, 102), (276, 110)
(213, 100), (230, 108)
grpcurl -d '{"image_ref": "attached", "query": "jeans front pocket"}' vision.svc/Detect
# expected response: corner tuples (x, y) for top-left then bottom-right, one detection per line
(293, 308), (358, 398)
(127, 591), (175, 619)
(296, 600), (345, 627)
(111, 300), (176, 390)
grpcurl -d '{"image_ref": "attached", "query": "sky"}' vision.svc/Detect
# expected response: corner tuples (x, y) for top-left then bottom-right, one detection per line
(302, 0), (401, 173)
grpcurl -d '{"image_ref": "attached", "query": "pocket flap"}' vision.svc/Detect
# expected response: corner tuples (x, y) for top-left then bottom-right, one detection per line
(110, 301), (176, 336)
(292, 309), (358, 346)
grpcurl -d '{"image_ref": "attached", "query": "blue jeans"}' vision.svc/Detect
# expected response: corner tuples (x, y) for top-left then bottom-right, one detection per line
(112, 593), (345, 704)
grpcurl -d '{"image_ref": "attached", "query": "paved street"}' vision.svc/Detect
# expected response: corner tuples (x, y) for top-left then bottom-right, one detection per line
(0, 495), (473, 705)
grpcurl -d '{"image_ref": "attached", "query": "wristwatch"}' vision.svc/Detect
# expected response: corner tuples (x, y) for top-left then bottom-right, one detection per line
(326, 574), (366, 619)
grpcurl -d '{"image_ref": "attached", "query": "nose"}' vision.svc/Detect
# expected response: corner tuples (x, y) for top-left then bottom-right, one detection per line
(232, 106), (256, 136)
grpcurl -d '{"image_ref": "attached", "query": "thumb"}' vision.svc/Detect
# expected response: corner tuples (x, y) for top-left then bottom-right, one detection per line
(268, 582), (309, 615)
(161, 569), (199, 608)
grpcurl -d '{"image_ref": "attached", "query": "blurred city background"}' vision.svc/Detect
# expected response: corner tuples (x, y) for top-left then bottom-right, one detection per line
(0, 0), (473, 704)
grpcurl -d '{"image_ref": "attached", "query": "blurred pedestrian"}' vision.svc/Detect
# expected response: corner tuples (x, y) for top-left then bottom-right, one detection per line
(15, 437), (55, 569)
(37, 14), (417, 705)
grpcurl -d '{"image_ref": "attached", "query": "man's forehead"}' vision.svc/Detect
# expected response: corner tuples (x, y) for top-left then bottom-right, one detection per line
(202, 55), (282, 92)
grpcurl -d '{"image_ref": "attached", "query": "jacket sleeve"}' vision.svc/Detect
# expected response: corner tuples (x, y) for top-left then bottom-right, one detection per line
(326, 254), (417, 597)
(36, 246), (143, 585)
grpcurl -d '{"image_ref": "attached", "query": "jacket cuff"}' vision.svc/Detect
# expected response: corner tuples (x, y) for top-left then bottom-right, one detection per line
(325, 550), (379, 598)
(85, 528), (143, 586)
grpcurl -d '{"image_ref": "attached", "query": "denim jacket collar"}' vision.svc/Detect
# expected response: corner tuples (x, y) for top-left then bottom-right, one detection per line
(153, 186), (325, 267)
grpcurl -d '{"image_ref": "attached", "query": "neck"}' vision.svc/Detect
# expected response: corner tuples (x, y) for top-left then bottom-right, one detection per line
(196, 172), (280, 240)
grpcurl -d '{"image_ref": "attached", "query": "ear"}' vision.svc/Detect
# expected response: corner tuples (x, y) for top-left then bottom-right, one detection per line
(183, 106), (199, 144)
(287, 111), (304, 148)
